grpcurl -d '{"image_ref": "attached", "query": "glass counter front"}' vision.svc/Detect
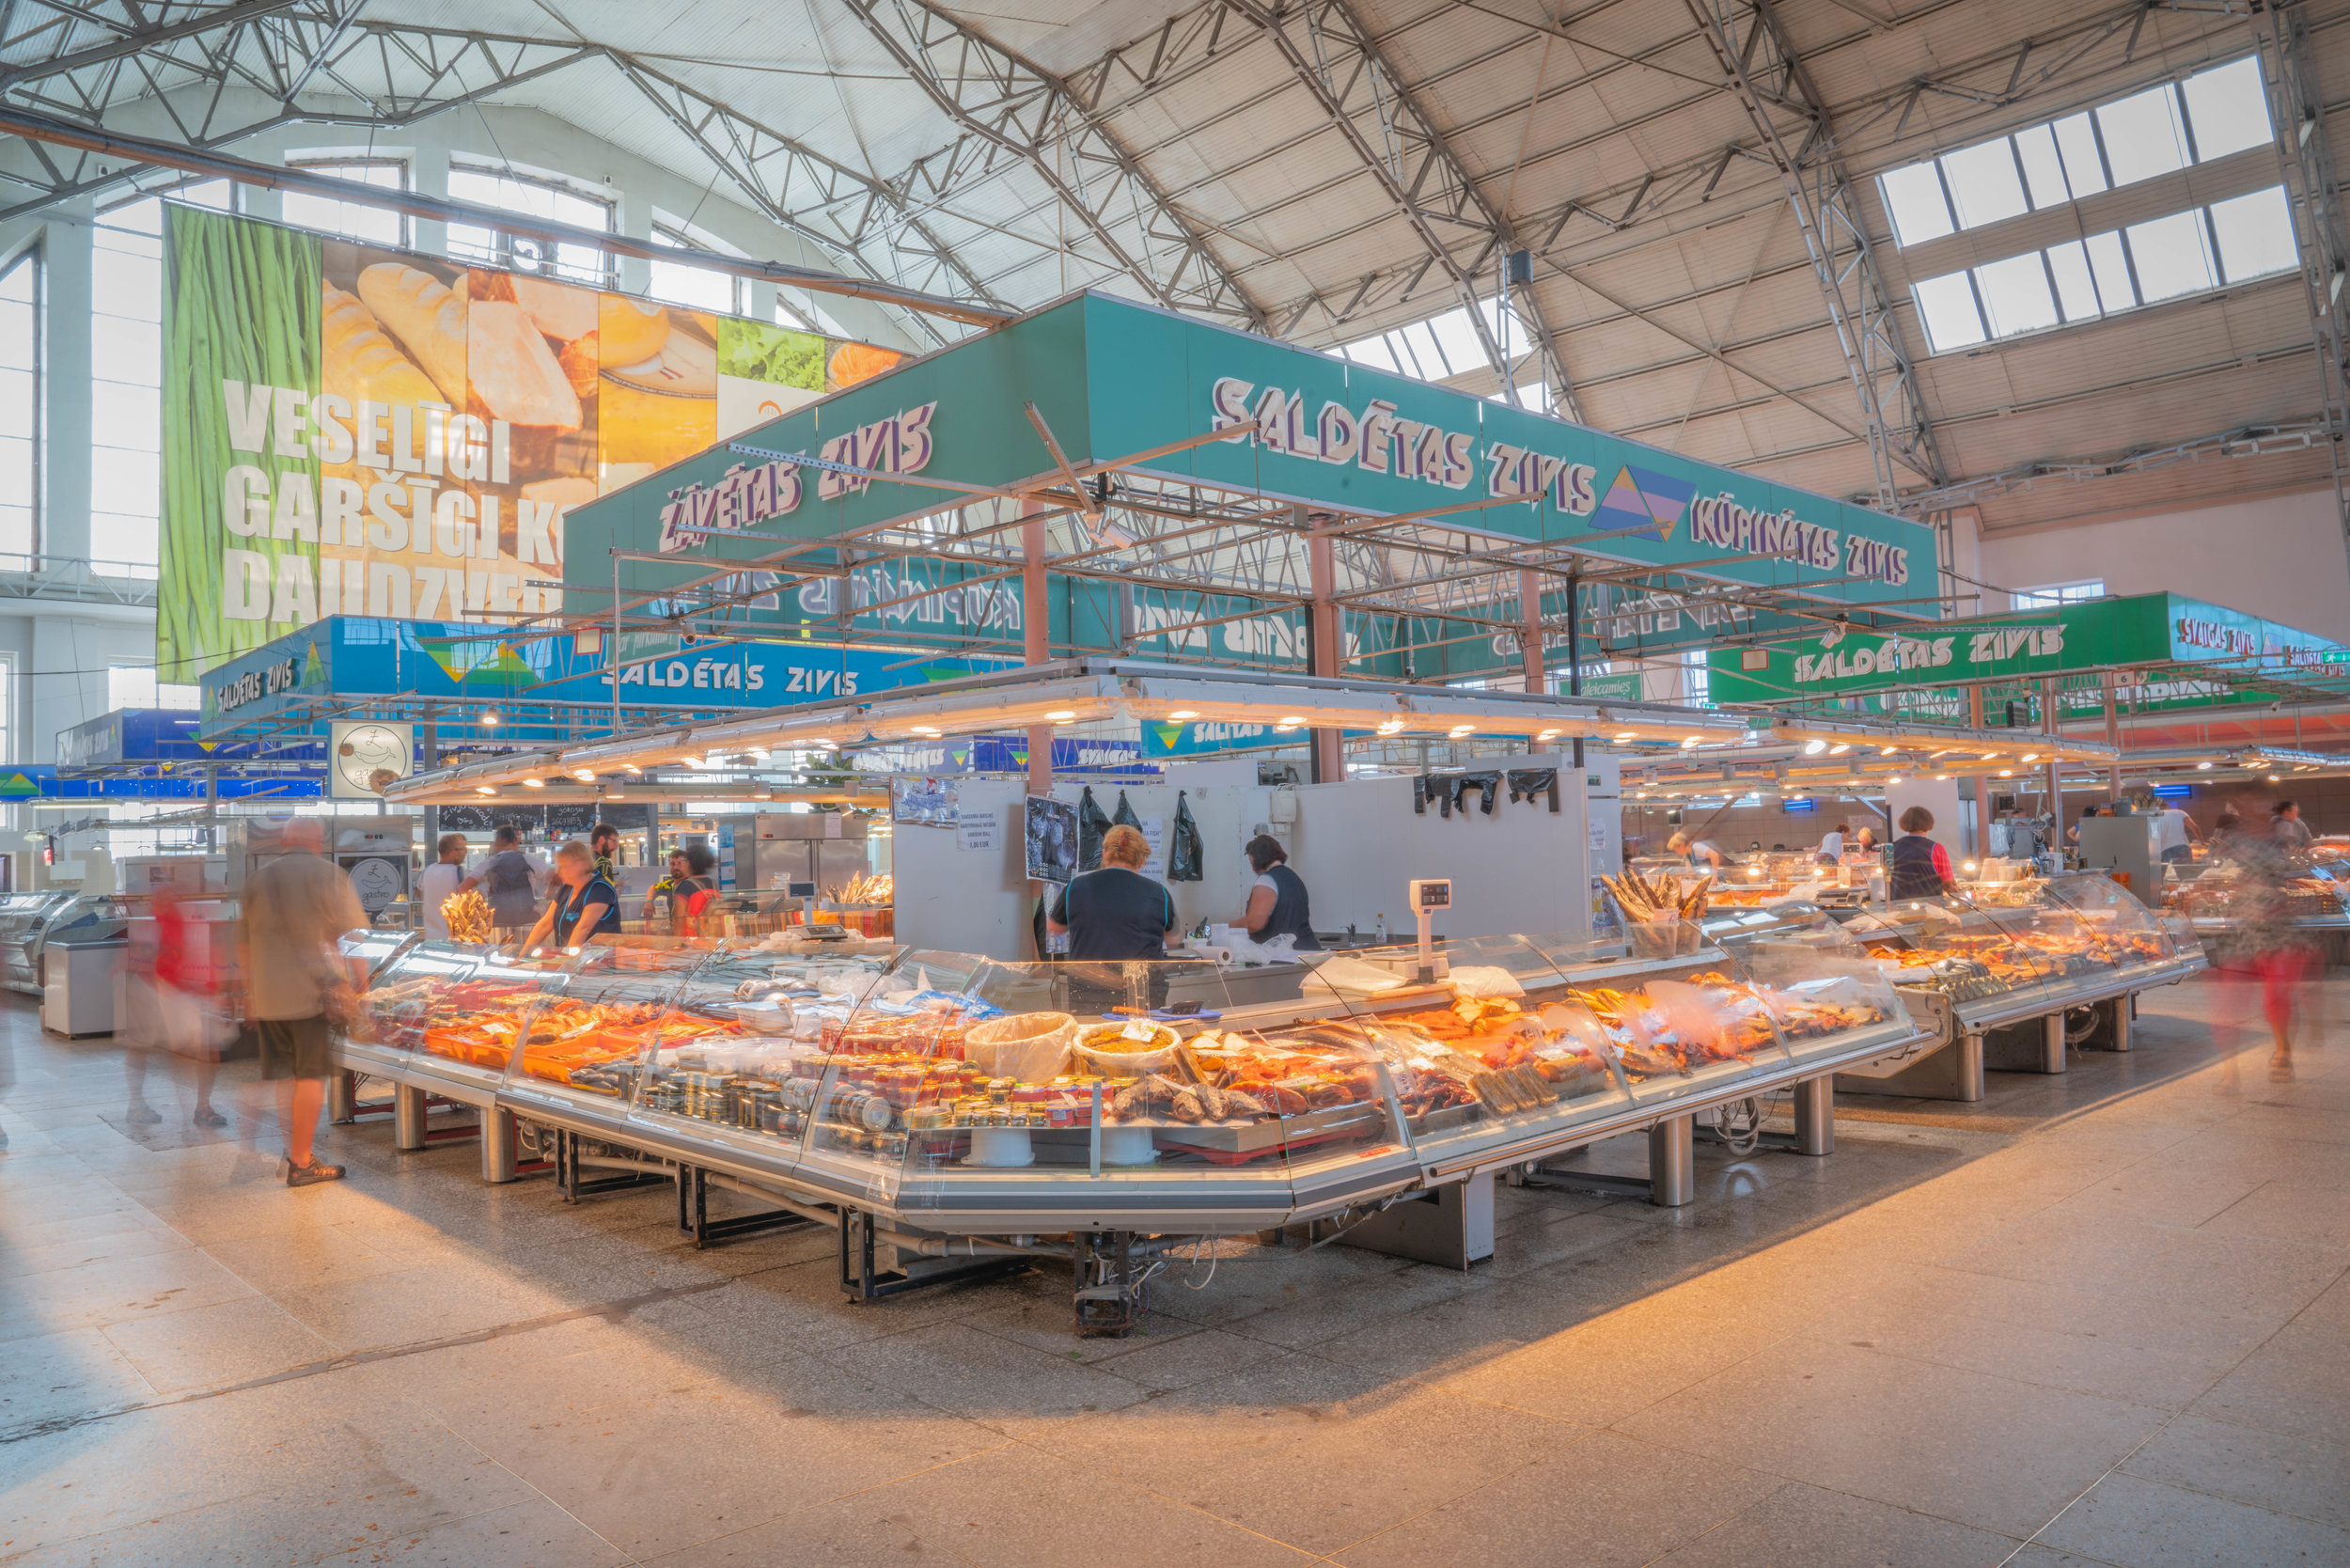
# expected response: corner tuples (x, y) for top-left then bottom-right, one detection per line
(333, 923), (1932, 1223)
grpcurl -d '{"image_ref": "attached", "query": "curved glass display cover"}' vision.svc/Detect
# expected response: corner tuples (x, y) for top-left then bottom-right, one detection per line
(2038, 871), (2186, 975)
(1326, 934), (1630, 1171)
(352, 937), (573, 1085)
(791, 956), (1418, 1216)
(1841, 892), (2069, 1013)
(495, 935), (713, 1108)
(1703, 905), (1916, 1066)
(622, 941), (907, 1162)
(1520, 930), (1793, 1107)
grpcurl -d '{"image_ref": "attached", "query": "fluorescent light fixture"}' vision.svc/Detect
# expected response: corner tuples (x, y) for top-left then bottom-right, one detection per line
(1998, 769), (2013, 777)
(1614, 731), (1636, 741)
(2270, 774), (2281, 782)
(2021, 753), (2040, 763)
(623, 764), (642, 775)
(1044, 711), (1077, 721)
(1828, 744), (1851, 756)
(475, 785), (496, 795)
(522, 778), (544, 789)
(481, 713), (499, 728)
(2198, 760), (2214, 770)
(572, 769), (594, 781)
(1168, 710), (1199, 720)
(1449, 725), (1475, 737)
(1804, 740), (1826, 755)
(1680, 736), (1700, 749)
(1376, 719), (1405, 734)
(911, 726), (941, 736)
(1279, 716), (1306, 726)
(1537, 729), (1560, 740)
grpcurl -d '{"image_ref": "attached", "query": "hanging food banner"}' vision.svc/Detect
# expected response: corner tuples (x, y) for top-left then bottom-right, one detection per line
(157, 204), (906, 679)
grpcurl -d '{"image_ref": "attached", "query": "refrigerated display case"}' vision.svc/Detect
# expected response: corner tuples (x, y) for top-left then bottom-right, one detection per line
(325, 924), (1929, 1235)
(0, 890), (83, 994)
(1828, 876), (2202, 1097)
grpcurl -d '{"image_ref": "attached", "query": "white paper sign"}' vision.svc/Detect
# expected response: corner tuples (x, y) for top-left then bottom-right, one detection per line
(956, 810), (1000, 852)
(1138, 816), (1167, 882)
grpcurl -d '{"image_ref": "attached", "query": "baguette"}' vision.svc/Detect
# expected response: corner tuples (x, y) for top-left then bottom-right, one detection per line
(321, 283), (441, 408)
(355, 262), (469, 406)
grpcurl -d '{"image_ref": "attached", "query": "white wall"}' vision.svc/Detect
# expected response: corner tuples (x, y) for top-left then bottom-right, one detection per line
(1977, 487), (2350, 641)
(892, 762), (1596, 960)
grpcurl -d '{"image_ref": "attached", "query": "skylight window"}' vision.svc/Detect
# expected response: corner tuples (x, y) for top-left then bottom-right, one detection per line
(1940, 139), (2029, 229)
(1879, 56), (2276, 247)
(1339, 302), (1521, 381)
(2098, 85), (2195, 187)
(1910, 183), (2298, 352)
(2125, 211), (2217, 303)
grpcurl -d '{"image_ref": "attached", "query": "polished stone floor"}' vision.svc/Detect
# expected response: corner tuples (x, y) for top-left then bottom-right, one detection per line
(0, 976), (2344, 1567)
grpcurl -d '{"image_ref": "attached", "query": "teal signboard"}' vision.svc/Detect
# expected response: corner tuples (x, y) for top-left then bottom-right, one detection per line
(563, 292), (1936, 667)
(1706, 593), (2350, 712)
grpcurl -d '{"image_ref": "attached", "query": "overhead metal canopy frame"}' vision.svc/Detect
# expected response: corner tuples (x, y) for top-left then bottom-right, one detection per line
(5, 0), (2350, 611)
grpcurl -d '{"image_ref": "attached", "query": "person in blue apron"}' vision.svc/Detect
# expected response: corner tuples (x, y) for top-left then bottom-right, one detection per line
(525, 839), (622, 950)
(1889, 806), (1958, 899)
(1240, 835), (1321, 950)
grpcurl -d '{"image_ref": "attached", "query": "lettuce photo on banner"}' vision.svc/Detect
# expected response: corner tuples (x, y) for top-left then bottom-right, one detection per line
(159, 206), (322, 677)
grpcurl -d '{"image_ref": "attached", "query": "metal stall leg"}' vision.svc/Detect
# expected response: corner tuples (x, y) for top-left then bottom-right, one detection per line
(479, 1105), (520, 1184)
(392, 1084), (430, 1152)
(1648, 1115), (1695, 1207)
(328, 1069), (358, 1124)
(1792, 1076), (1835, 1156)
(2041, 1013), (2067, 1074)
(2108, 995), (2134, 1052)
(1958, 1031), (1986, 1102)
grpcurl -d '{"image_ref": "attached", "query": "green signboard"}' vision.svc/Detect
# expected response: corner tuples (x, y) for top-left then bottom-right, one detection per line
(1707, 593), (2350, 711)
(563, 293), (1935, 664)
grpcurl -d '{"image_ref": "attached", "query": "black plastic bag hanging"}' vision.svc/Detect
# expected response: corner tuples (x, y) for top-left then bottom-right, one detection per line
(1112, 791), (1144, 831)
(1455, 771), (1504, 816)
(1077, 786), (1112, 871)
(1168, 791), (1203, 882)
(1508, 768), (1561, 813)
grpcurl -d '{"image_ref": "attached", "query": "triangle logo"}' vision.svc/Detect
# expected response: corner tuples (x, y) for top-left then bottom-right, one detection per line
(1592, 464), (1698, 540)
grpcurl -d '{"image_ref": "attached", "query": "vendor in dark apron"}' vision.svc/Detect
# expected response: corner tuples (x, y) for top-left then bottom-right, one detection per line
(1889, 806), (1958, 899)
(1241, 835), (1321, 950)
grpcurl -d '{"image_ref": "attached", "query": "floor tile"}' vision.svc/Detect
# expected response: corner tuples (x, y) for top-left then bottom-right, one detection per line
(1331, 1429), (1781, 1567)
(1648, 1479), (2024, 1567)
(1031, 1353), (1577, 1556)
(0, 1327), (158, 1431)
(2038, 1470), (2350, 1568)
(1615, 1337), (2168, 1538)
(0, 1247), (258, 1341)
(100, 1294), (339, 1393)
(772, 1443), (1317, 1567)
(2186, 1316), (2350, 1445)
(2121, 1414), (2350, 1531)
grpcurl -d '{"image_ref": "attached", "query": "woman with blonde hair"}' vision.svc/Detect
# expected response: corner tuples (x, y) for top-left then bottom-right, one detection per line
(1047, 823), (1178, 960)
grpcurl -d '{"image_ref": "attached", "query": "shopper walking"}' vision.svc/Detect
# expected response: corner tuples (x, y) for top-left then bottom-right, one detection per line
(2272, 799), (2314, 849)
(2208, 814), (2310, 1089)
(120, 886), (224, 1130)
(525, 839), (622, 949)
(416, 833), (467, 941)
(240, 818), (367, 1186)
(472, 824), (540, 935)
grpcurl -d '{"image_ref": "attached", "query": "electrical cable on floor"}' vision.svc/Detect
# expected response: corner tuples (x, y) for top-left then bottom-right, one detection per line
(1181, 1231), (1218, 1291)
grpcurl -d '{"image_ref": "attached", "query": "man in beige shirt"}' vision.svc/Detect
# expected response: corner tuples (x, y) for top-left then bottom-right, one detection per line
(240, 818), (368, 1186)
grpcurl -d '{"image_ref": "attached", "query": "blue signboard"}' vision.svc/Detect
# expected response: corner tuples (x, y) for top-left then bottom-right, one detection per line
(197, 617), (1013, 738)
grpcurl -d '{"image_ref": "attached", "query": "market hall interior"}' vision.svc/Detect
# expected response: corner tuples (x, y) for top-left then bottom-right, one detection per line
(2, 975), (2343, 1568)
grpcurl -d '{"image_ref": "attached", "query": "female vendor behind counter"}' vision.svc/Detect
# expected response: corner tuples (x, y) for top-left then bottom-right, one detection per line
(1241, 835), (1321, 950)
(1048, 824), (1178, 960)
